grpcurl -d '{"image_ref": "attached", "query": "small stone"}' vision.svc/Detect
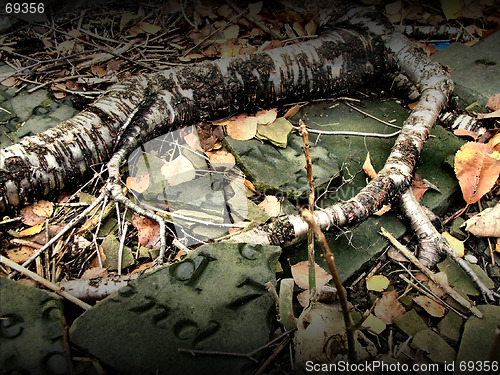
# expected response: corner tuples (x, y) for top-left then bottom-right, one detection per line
(437, 257), (494, 296)
(464, 253), (477, 264)
(450, 217), (467, 240)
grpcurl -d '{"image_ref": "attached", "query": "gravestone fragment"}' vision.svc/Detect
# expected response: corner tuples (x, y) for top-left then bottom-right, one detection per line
(70, 242), (281, 375)
(0, 277), (67, 375)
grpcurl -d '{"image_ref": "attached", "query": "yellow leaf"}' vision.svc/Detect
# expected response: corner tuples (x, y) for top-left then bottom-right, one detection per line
(362, 152), (378, 179)
(366, 274), (390, 292)
(362, 314), (386, 335)
(304, 21), (317, 36)
(160, 155), (196, 186)
(488, 133), (500, 151)
(442, 231), (464, 257)
(454, 142), (500, 204)
(226, 114), (258, 140)
(126, 174), (151, 193)
(258, 195), (280, 217)
(19, 223), (44, 237)
(140, 22), (161, 34)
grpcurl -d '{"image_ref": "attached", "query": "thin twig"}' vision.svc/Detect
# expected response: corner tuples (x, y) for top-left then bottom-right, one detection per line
(380, 227), (484, 318)
(0, 255), (91, 310)
(342, 101), (402, 129)
(295, 126), (400, 138)
(301, 209), (357, 363)
(299, 120), (316, 294)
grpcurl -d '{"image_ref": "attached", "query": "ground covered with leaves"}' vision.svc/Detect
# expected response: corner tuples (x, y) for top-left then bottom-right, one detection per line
(1, 1), (500, 374)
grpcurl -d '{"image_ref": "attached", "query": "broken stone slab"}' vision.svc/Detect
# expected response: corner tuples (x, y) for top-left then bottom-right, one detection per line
(395, 309), (428, 338)
(438, 311), (463, 347)
(435, 31), (500, 108)
(411, 329), (456, 365)
(457, 305), (500, 368)
(17, 104), (78, 137)
(9, 90), (52, 122)
(437, 257), (495, 296)
(70, 242), (281, 375)
(0, 277), (67, 375)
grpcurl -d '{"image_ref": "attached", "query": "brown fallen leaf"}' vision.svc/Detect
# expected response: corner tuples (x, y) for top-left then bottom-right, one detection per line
(5, 246), (35, 264)
(205, 149), (236, 169)
(81, 267), (108, 280)
(453, 128), (479, 140)
(464, 204), (500, 237)
(362, 152), (378, 179)
(374, 289), (406, 325)
(413, 295), (446, 317)
(488, 133), (500, 151)
(442, 231), (464, 257)
(428, 271), (449, 299)
(258, 195), (281, 217)
(283, 104), (300, 119)
(225, 114), (258, 140)
(131, 213), (160, 249)
(412, 173), (429, 202)
(477, 109), (500, 120)
(160, 155), (196, 186)
(486, 93), (500, 111)
(20, 205), (46, 226)
(291, 261), (332, 290)
(454, 142), (500, 204)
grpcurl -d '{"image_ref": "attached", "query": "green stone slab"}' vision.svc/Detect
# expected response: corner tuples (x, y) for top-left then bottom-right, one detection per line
(0, 277), (67, 375)
(411, 329), (456, 364)
(435, 31), (500, 108)
(438, 311), (463, 347)
(457, 305), (500, 366)
(276, 100), (463, 282)
(70, 242), (281, 375)
(9, 90), (52, 122)
(396, 309), (428, 338)
(437, 257), (495, 296)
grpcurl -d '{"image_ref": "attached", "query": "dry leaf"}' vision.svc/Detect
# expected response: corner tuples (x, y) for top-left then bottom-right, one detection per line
(486, 93), (500, 111)
(258, 195), (280, 217)
(1, 77), (16, 87)
(297, 290), (310, 307)
(428, 271), (449, 298)
(226, 114), (258, 140)
(440, 0), (462, 20)
(366, 275), (390, 292)
(131, 214), (160, 249)
(126, 174), (150, 194)
(19, 223), (44, 237)
(477, 109), (500, 120)
(32, 200), (53, 218)
(362, 152), (377, 179)
(374, 289), (406, 325)
(291, 261), (332, 290)
(453, 128), (479, 140)
(81, 267), (108, 280)
(488, 133), (500, 151)
(91, 65), (107, 77)
(413, 295), (446, 317)
(205, 149), (236, 168)
(454, 142), (500, 204)
(20, 205), (45, 226)
(184, 132), (202, 151)
(283, 105), (300, 119)
(442, 231), (464, 257)
(412, 173), (429, 202)
(5, 246), (35, 264)
(248, 2), (263, 15)
(160, 155), (196, 186)
(255, 109), (278, 124)
(292, 22), (306, 37)
(464, 204), (500, 237)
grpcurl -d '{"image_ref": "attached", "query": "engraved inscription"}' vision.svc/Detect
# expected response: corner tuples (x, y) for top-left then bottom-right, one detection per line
(0, 314), (25, 339)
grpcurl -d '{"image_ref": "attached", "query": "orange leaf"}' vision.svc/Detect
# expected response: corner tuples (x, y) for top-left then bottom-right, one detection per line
(19, 223), (44, 237)
(374, 290), (406, 325)
(258, 196), (280, 217)
(454, 142), (500, 204)
(126, 174), (150, 194)
(362, 152), (377, 179)
(486, 93), (500, 111)
(226, 114), (257, 140)
(453, 128), (478, 140)
(283, 104), (300, 119)
(291, 261), (332, 290)
(442, 231), (464, 257)
(488, 133), (500, 151)
(411, 173), (429, 202)
(32, 200), (53, 218)
(20, 205), (45, 226)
